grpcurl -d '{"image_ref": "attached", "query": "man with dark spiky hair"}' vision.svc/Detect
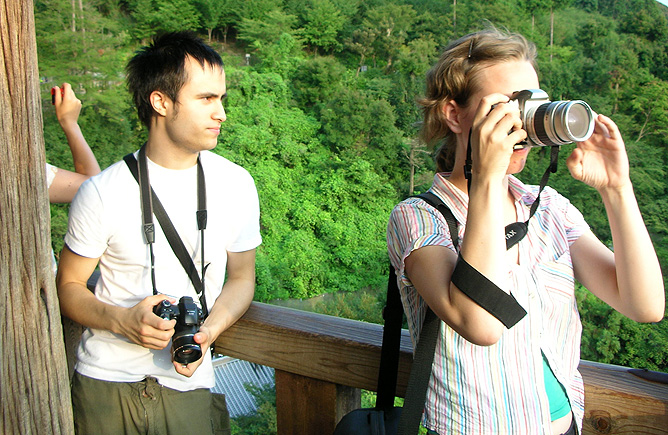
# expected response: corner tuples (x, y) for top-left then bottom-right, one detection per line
(57, 31), (261, 434)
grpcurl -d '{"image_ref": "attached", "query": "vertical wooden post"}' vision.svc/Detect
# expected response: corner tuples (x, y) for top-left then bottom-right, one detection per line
(0, 0), (74, 433)
(275, 370), (360, 435)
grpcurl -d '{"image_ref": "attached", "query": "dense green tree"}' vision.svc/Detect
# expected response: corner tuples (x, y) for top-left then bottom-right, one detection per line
(408, 9), (454, 48)
(254, 33), (305, 79)
(363, 3), (417, 69)
(237, 9), (299, 48)
(127, 0), (159, 41)
(33, 0), (668, 373)
(628, 73), (668, 143)
(298, 0), (346, 54)
(155, 0), (201, 33)
(345, 27), (379, 73)
(195, 0), (225, 42)
(290, 56), (348, 113)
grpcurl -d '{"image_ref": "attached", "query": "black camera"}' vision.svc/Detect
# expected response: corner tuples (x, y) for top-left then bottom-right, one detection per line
(154, 296), (204, 364)
(508, 89), (595, 149)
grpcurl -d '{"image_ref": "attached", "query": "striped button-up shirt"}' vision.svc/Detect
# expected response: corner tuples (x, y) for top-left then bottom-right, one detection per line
(387, 173), (588, 434)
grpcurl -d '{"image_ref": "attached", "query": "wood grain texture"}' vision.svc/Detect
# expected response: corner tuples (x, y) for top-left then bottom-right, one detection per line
(216, 302), (668, 434)
(1, 0), (74, 433)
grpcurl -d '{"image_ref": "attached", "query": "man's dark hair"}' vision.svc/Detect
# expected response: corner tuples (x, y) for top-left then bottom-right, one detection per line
(126, 31), (224, 128)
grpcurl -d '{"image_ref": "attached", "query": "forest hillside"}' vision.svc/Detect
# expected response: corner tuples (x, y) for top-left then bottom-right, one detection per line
(36, 0), (668, 371)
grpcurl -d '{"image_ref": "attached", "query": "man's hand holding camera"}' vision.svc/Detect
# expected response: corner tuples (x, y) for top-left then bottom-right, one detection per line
(172, 324), (213, 377)
(153, 295), (212, 377)
(114, 294), (177, 350)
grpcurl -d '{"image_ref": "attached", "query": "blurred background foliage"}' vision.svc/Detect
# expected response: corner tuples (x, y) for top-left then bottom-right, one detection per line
(36, 0), (668, 371)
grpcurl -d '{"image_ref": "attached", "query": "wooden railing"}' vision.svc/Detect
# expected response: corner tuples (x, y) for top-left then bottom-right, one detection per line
(215, 302), (668, 435)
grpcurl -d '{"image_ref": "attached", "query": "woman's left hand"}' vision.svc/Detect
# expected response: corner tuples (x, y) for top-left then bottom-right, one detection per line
(566, 114), (630, 192)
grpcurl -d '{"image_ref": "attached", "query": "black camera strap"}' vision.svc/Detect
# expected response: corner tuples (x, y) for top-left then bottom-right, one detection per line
(465, 131), (560, 249)
(123, 145), (209, 317)
(416, 192), (527, 328)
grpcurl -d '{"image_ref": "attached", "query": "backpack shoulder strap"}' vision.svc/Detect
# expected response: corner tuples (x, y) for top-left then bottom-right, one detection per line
(412, 192), (459, 251)
(415, 191), (526, 328)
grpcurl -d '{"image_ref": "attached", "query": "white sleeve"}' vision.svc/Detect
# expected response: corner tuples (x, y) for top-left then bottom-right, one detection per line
(227, 172), (262, 253)
(63, 178), (108, 259)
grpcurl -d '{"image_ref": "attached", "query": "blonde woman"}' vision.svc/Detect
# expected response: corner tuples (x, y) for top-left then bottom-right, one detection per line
(387, 28), (664, 434)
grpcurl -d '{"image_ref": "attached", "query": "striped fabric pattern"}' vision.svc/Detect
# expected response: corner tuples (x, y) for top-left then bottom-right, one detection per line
(387, 173), (588, 435)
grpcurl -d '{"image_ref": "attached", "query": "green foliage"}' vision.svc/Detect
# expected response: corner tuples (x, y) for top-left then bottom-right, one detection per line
(577, 284), (668, 370)
(230, 383), (277, 435)
(237, 9), (299, 48)
(156, 0), (201, 33)
(297, 0), (346, 54)
(34, 0), (668, 372)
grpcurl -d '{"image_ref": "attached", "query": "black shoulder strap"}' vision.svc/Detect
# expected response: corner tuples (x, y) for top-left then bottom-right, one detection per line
(397, 192), (459, 434)
(376, 192), (458, 433)
(419, 191), (526, 328)
(123, 153), (207, 312)
(375, 264), (404, 410)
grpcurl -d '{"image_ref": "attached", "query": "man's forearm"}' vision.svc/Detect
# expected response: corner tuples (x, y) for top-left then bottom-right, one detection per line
(202, 278), (255, 342)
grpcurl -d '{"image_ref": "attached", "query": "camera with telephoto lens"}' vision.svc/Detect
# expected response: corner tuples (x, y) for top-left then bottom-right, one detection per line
(153, 296), (204, 364)
(507, 89), (595, 149)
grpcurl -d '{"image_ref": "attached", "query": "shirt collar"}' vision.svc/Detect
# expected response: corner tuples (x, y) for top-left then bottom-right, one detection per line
(428, 173), (469, 226)
(429, 173), (539, 224)
(508, 175), (540, 207)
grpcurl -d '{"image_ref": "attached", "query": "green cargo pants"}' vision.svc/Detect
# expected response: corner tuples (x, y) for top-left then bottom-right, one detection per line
(71, 372), (231, 435)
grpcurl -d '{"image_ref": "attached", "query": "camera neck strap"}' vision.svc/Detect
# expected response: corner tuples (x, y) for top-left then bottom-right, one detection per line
(123, 144), (209, 317)
(465, 131), (559, 250)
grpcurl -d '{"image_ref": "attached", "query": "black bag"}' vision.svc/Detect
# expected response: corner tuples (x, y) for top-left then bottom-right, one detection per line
(333, 193), (458, 435)
(333, 407), (401, 435)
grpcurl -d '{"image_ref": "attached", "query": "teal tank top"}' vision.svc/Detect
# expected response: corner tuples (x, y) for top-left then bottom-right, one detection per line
(543, 355), (571, 421)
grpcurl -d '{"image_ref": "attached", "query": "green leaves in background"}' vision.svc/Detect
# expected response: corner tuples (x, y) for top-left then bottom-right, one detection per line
(36, 0), (668, 372)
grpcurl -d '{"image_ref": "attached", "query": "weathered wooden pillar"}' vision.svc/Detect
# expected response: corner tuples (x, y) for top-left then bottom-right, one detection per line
(0, 0), (74, 433)
(275, 370), (359, 435)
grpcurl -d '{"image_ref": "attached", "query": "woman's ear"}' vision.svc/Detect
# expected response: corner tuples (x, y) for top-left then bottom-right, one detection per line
(443, 100), (463, 134)
(149, 91), (170, 117)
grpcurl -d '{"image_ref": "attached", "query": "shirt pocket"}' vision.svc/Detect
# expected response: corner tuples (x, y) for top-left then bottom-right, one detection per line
(535, 250), (577, 320)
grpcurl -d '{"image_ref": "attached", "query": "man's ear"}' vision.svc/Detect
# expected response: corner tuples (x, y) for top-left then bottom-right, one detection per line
(443, 100), (463, 134)
(149, 91), (170, 117)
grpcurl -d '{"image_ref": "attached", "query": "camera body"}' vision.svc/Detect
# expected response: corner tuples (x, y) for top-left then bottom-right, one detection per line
(508, 89), (595, 149)
(154, 296), (204, 364)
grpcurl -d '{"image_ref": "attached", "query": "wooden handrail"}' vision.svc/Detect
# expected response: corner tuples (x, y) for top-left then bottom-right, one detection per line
(215, 302), (668, 434)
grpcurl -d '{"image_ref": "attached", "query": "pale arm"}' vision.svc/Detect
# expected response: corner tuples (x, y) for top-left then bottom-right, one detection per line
(48, 83), (101, 203)
(404, 95), (527, 346)
(568, 114), (664, 322)
(56, 245), (176, 349)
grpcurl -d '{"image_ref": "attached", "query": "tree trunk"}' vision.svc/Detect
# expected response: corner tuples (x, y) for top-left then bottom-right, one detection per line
(0, 0), (74, 433)
(636, 108), (652, 143)
(71, 0), (76, 32)
(409, 147), (415, 195)
(78, 0), (85, 52)
(550, 8), (554, 62)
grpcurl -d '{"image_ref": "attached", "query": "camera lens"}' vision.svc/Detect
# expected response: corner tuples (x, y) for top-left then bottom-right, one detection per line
(551, 100), (594, 143)
(526, 100), (594, 146)
(172, 333), (202, 364)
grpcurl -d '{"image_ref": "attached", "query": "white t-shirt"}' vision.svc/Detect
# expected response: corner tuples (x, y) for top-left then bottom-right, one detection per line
(64, 150), (262, 391)
(46, 163), (59, 275)
(46, 163), (58, 188)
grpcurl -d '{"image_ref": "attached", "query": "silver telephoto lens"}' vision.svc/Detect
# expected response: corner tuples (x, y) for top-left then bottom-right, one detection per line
(551, 100), (595, 143)
(527, 100), (595, 146)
